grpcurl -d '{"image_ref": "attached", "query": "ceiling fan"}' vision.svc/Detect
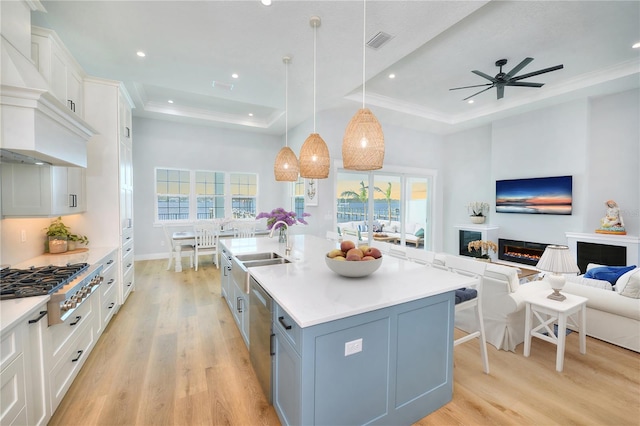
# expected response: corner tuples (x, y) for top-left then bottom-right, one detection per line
(450, 57), (564, 101)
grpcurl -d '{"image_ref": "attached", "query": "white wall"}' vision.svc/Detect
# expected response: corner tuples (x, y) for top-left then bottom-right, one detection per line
(442, 89), (639, 255)
(131, 117), (284, 259)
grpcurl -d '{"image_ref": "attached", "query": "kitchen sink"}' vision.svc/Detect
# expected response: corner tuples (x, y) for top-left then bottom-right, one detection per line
(235, 252), (285, 262)
(243, 258), (291, 268)
(232, 252), (291, 293)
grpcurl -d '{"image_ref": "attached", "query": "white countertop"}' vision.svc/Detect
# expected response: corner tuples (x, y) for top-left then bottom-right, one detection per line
(1, 246), (118, 332)
(221, 235), (476, 328)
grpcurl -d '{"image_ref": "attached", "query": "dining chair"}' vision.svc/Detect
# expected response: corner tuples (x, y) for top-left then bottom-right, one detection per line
(194, 224), (220, 270)
(388, 244), (407, 260)
(341, 228), (360, 243)
(233, 221), (256, 238)
(445, 254), (489, 374)
(406, 248), (436, 265)
(162, 225), (194, 271)
(325, 230), (341, 241)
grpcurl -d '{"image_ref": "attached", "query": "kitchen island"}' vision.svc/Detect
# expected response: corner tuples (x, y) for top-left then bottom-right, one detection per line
(221, 235), (477, 426)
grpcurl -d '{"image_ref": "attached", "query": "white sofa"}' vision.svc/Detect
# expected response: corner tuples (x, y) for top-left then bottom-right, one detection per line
(338, 220), (425, 246)
(562, 265), (640, 352)
(455, 260), (640, 353)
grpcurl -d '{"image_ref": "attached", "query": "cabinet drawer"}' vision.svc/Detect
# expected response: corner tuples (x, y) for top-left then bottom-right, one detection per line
(100, 265), (118, 300)
(122, 227), (134, 244)
(48, 320), (95, 411)
(101, 285), (118, 328)
(100, 250), (118, 277)
(48, 294), (94, 361)
(0, 325), (23, 371)
(122, 267), (135, 303)
(122, 238), (134, 259)
(274, 304), (301, 355)
(0, 355), (27, 426)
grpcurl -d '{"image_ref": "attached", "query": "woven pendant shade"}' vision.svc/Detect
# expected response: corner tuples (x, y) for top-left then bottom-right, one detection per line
(342, 108), (385, 171)
(299, 133), (330, 179)
(274, 146), (299, 181)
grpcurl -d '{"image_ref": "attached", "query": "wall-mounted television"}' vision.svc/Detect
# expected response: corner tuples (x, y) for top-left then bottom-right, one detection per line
(496, 175), (572, 215)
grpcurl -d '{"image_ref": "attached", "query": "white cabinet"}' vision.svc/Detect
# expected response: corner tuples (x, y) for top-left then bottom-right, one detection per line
(84, 78), (135, 307)
(31, 27), (86, 118)
(0, 304), (50, 426)
(1, 164), (85, 217)
(454, 224), (500, 261)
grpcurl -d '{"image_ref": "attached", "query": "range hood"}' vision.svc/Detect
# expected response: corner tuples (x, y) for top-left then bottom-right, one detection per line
(0, 36), (97, 167)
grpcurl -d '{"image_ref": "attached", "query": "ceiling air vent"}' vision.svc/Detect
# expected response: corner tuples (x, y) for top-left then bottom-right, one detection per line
(212, 80), (234, 91)
(366, 31), (393, 49)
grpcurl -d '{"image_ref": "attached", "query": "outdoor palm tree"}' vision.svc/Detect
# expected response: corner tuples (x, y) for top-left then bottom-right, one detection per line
(380, 182), (393, 222)
(340, 181), (383, 220)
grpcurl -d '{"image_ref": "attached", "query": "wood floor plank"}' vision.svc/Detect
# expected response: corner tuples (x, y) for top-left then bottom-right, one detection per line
(49, 259), (640, 426)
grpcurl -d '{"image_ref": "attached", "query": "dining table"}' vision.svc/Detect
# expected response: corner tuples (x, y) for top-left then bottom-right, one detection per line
(172, 231), (196, 272)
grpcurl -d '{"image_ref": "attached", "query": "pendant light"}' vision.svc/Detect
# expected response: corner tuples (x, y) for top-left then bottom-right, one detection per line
(299, 16), (330, 179)
(342, 0), (384, 171)
(274, 56), (299, 181)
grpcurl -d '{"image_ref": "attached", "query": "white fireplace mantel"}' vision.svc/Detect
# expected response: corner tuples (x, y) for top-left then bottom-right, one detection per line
(565, 232), (640, 266)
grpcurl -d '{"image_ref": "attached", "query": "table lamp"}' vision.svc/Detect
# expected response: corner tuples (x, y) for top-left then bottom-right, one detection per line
(536, 245), (580, 301)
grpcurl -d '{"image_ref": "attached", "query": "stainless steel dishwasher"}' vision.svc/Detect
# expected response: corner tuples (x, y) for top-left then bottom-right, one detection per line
(249, 276), (274, 403)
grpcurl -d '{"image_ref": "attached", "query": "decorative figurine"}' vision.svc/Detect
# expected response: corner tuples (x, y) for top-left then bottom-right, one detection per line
(596, 200), (626, 235)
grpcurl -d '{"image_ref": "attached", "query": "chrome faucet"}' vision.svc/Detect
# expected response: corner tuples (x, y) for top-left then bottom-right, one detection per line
(269, 221), (291, 255)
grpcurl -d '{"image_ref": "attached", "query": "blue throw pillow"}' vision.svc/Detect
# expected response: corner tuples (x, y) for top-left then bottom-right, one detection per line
(415, 228), (424, 238)
(584, 265), (637, 285)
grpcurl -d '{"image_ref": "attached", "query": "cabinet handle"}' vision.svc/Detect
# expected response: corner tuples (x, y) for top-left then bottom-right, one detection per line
(108, 302), (115, 309)
(28, 310), (47, 324)
(107, 278), (114, 285)
(270, 333), (275, 356)
(70, 315), (82, 326)
(237, 297), (244, 313)
(68, 99), (75, 112)
(127, 281), (132, 287)
(71, 350), (83, 362)
(107, 259), (114, 265)
(126, 127), (130, 138)
(278, 316), (292, 330)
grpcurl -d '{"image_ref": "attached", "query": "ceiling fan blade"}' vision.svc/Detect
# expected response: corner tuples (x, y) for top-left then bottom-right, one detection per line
(509, 64), (564, 82)
(505, 57), (533, 79)
(472, 70), (498, 82)
(506, 81), (544, 88)
(449, 83), (493, 91)
(496, 85), (504, 99)
(463, 86), (494, 101)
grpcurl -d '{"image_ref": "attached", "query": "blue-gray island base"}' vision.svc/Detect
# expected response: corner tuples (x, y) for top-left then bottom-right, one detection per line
(221, 236), (476, 425)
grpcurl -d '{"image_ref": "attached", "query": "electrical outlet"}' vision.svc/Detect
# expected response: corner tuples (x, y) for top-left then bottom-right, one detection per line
(21, 230), (27, 243)
(344, 338), (363, 356)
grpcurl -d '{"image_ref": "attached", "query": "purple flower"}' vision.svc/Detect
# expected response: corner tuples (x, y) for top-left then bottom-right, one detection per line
(256, 208), (311, 229)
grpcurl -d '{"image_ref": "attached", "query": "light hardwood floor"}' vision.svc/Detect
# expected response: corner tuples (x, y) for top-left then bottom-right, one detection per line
(49, 259), (640, 426)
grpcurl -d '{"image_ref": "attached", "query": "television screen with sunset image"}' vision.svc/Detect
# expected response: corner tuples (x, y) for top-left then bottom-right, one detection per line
(496, 175), (572, 215)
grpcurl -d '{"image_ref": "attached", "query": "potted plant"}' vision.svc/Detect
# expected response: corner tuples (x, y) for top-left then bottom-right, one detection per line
(44, 217), (89, 253)
(468, 202), (489, 224)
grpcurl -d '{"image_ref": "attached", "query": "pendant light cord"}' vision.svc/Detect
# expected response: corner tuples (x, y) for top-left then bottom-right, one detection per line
(313, 21), (317, 132)
(362, 0), (366, 108)
(285, 59), (289, 147)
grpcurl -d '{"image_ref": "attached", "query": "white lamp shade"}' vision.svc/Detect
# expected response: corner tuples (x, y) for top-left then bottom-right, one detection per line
(536, 245), (580, 274)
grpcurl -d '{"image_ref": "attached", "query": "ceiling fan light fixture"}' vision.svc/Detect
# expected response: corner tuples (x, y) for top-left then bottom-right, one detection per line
(342, 0), (385, 172)
(274, 56), (299, 182)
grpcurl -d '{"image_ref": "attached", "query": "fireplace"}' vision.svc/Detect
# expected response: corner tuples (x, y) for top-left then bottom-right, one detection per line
(498, 239), (549, 267)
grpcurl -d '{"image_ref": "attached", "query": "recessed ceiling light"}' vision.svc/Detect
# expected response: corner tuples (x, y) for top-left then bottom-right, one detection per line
(261, 0), (272, 5)
(467, 99), (474, 104)
(168, 100), (174, 104)
(136, 51), (146, 57)
(248, 113), (254, 117)
(232, 73), (239, 79)
(388, 73), (395, 79)
(633, 41), (640, 49)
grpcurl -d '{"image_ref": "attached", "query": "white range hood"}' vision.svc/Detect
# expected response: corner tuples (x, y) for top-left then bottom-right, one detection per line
(0, 36), (97, 167)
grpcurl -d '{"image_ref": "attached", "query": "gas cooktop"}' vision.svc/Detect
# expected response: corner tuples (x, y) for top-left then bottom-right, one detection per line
(0, 263), (89, 300)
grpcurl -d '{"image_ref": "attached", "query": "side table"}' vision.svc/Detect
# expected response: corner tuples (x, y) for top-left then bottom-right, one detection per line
(523, 289), (588, 372)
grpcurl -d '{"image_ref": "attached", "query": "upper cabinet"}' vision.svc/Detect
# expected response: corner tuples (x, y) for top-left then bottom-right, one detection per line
(1, 164), (86, 217)
(31, 26), (86, 118)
